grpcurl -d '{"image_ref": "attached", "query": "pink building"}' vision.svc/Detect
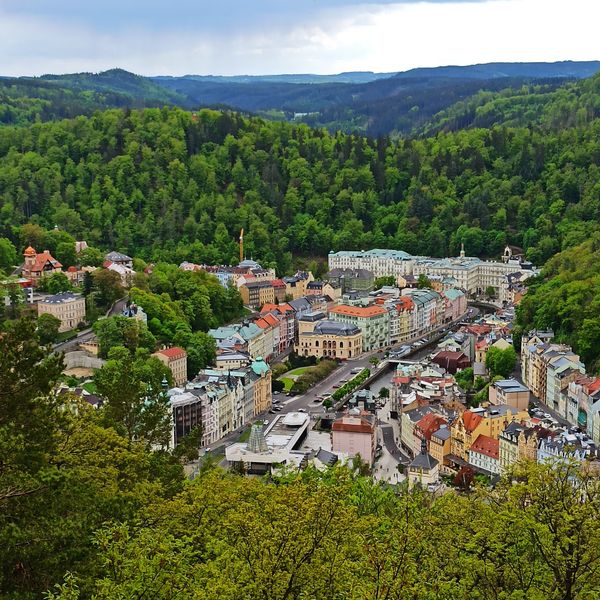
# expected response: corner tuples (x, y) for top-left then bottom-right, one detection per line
(442, 288), (467, 322)
(332, 413), (376, 466)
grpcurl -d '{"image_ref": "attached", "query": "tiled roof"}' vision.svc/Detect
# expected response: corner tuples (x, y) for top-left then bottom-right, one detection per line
(30, 250), (62, 273)
(462, 410), (483, 433)
(416, 413), (448, 441)
(332, 416), (374, 434)
(470, 434), (499, 459)
(329, 304), (387, 318)
(156, 347), (187, 360)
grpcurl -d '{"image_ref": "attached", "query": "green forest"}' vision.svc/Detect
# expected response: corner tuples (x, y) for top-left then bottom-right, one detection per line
(1, 101), (599, 277)
(2, 320), (599, 599)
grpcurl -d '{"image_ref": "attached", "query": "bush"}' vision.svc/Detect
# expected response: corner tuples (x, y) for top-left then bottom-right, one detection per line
(288, 352), (317, 369)
(331, 368), (371, 402)
(291, 360), (338, 394)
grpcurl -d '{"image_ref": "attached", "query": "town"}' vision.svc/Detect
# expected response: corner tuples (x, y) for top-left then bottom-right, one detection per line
(7, 235), (599, 491)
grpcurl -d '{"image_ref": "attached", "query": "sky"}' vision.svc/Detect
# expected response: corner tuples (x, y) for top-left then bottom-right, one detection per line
(1, 0), (599, 77)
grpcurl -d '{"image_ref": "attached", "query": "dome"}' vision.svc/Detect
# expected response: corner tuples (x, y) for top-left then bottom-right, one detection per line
(24, 246), (36, 256)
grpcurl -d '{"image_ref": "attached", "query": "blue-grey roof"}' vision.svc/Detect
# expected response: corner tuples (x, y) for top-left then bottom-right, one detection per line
(42, 292), (82, 304)
(312, 320), (361, 336)
(494, 379), (529, 393)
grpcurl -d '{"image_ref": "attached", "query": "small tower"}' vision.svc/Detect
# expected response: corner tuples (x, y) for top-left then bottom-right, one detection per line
(23, 246), (36, 274)
(247, 423), (268, 453)
(459, 242), (465, 258)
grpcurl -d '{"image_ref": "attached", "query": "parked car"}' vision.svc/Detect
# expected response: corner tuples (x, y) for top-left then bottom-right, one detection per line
(298, 408), (306, 413)
(263, 419), (269, 425)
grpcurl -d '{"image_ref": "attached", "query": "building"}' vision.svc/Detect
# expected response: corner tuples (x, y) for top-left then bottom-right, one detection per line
(239, 280), (275, 309)
(153, 347), (188, 387)
(403, 289), (440, 336)
(170, 390), (203, 448)
(468, 434), (500, 475)
(38, 292), (86, 332)
(430, 425), (452, 467)
(20, 247), (63, 285)
(431, 350), (470, 375)
(249, 357), (272, 416)
(296, 319), (363, 360)
(328, 248), (536, 300)
(328, 304), (389, 352)
(489, 379), (530, 411)
(225, 412), (310, 474)
(450, 405), (529, 461)
(105, 251), (133, 269)
(408, 438), (440, 489)
(332, 412), (376, 466)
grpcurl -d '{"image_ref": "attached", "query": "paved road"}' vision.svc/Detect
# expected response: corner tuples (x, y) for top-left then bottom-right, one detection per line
(380, 425), (411, 465)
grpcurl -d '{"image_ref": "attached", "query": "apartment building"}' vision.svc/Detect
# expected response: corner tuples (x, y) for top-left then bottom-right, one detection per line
(153, 347), (188, 387)
(489, 379), (530, 411)
(328, 304), (389, 351)
(38, 292), (86, 332)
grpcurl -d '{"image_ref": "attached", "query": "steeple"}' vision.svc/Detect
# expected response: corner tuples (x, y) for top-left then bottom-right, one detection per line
(420, 436), (428, 455)
(460, 242), (465, 258)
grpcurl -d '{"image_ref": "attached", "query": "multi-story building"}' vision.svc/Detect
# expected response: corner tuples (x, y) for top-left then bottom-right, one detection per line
(386, 296), (414, 344)
(566, 376), (600, 434)
(105, 251), (133, 269)
(38, 292), (86, 332)
(328, 304), (389, 351)
(153, 347), (188, 387)
(403, 289), (440, 336)
(468, 434), (500, 475)
(21, 246), (63, 285)
(408, 438), (440, 489)
(450, 405), (529, 461)
(325, 268), (375, 293)
(489, 379), (530, 411)
(429, 425), (452, 467)
(296, 319), (363, 360)
(332, 412), (376, 466)
(239, 280), (275, 309)
(328, 247), (535, 299)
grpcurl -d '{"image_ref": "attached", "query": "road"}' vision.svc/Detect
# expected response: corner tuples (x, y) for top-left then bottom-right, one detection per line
(53, 297), (128, 353)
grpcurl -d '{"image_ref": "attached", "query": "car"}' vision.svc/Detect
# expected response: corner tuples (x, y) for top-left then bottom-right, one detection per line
(313, 398), (322, 403)
(263, 419), (269, 425)
(273, 406), (283, 412)
(339, 378), (348, 383)
(273, 391), (280, 395)
(269, 409), (276, 414)
(298, 408), (306, 413)
(332, 383), (341, 389)
(350, 367), (362, 374)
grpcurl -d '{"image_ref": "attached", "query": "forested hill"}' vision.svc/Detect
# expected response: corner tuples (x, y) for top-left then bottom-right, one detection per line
(2, 61), (599, 135)
(1, 106), (599, 276)
(419, 73), (600, 136)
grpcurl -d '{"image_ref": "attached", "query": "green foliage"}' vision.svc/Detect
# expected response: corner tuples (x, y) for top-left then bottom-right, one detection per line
(0, 237), (17, 271)
(37, 313), (62, 345)
(0, 106), (598, 275)
(94, 346), (173, 447)
(93, 315), (156, 358)
(455, 366), (474, 390)
(290, 359), (338, 394)
(417, 274), (433, 289)
(485, 345), (517, 378)
(374, 275), (396, 288)
(378, 386), (389, 398)
(332, 368), (370, 401)
(185, 331), (217, 377)
(38, 272), (72, 294)
(91, 269), (124, 312)
(516, 233), (600, 372)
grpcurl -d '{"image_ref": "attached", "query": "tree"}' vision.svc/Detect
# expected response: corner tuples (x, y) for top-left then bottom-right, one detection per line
(93, 316), (156, 358)
(78, 246), (104, 267)
(37, 313), (62, 344)
(379, 386), (389, 398)
(92, 269), (124, 311)
(94, 346), (173, 447)
(486, 345), (517, 378)
(417, 274), (433, 289)
(374, 275), (396, 288)
(38, 272), (72, 294)
(55, 241), (77, 268)
(485, 285), (496, 298)
(0, 237), (17, 272)
(186, 331), (217, 376)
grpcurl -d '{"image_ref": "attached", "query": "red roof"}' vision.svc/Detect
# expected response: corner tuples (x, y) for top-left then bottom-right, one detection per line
(416, 413), (448, 441)
(271, 278), (286, 288)
(329, 305), (387, 318)
(24, 245), (36, 256)
(67, 266), (78, 272)
(396, 296), (414, 311)
(332, 419), (374, 434)
(462, 410), (483, 433)
(261, 313), (280, 327)
(27, 250), (62, 273)
(156, 347), (187, 360)
(470, 434), (499, 459)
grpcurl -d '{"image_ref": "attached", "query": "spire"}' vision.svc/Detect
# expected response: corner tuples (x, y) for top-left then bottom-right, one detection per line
(460, 242), (465, 258)
(247, 423), (269, 453)
(420, 436), (428, 455)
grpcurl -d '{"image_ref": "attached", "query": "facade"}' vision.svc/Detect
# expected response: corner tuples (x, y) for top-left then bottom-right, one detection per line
(328, 304), (389, 351)
(296, 319), (363, 360)
(328, 248), (534, 299)
(408, 438), (440, 489)
(332, 413), (376, 466)
(239, 280), (275, 309)
(429, 425), (452, 466)
(38, 292), (86, 332)
(450, 405), (529, 461)
(468, 434), (500, 475)
(489, 379), (530, 411)
(21, 247), (63, 285)
(403, 289), (440, 336)
(153, 347), (188, 387)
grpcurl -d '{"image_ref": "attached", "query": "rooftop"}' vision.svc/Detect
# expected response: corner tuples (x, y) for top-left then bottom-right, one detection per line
(329, 304), (387, 318)
(41, 292), (82, 304)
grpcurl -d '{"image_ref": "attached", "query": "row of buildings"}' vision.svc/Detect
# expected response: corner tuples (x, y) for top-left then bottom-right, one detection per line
(521, 330), (600, 446)
(327, 246), (536, 304)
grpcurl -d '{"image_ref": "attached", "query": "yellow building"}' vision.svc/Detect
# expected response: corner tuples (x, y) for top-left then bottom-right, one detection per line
(450, 406), (529, 461)
(429, 425), (451, 466)
(38, 292), (86, 332)
(239, 281), (275, 309)
(296, 320), (363, 360)
(250, 357), (272, 416)
(153, 347), (188, 387)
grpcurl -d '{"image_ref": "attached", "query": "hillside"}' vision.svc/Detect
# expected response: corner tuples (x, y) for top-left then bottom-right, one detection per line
(2, 61), (598, 135)
(1, 106), (600, 282)
(516, 233), (600, 373)
(420, 73), (600, 135)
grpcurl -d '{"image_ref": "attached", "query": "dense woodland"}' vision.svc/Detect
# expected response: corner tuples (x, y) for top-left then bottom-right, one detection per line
(1, 321), (599, 599)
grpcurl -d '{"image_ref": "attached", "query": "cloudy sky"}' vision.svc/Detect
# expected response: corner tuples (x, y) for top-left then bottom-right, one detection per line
(1, 0), (598, 76)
